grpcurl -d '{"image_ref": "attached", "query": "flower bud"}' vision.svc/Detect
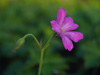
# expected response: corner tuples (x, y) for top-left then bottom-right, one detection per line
(12, 38), (25, 53)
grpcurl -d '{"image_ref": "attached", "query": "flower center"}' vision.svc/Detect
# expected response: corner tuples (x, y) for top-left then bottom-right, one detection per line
(60, 28), (64, 34)
(61, 28), (64, 32)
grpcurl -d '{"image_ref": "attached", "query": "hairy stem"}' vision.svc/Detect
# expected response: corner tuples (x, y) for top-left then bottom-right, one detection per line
(14, 33), (54, 75)
(38, 49), (44, 75)
(38, 33), (54, 75)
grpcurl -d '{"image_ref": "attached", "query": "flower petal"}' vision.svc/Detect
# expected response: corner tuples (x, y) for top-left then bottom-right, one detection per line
(62, 17), (79, 31)
(62, 36), (73, 51)
(50, 20), (61, 34)
(56, 8), (66, 26)
(63, 17), (73, 25)
(65, 31), (83, 42)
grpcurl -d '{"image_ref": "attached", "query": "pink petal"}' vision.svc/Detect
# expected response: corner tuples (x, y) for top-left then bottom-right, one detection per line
(50, 20), (61, 34)
(65, 31), (83, 42)
(62, 17), (79, 31)
(62, 36), (73, 51)
(63, 17), (73, 25)
(56, 8), (66, 26)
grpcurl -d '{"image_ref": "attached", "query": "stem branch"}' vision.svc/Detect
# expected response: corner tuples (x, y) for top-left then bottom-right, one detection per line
(43, 33), (54, 50)
(38, 33), (54, 75)
(20, 33), (54, 75)
(23, 34), (42, 50)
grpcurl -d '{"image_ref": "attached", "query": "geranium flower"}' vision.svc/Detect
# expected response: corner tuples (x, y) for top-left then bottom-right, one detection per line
(50, 8), (83, 51)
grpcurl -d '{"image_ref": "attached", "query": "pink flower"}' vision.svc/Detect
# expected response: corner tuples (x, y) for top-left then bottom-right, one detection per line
(50, 8), (83, 51)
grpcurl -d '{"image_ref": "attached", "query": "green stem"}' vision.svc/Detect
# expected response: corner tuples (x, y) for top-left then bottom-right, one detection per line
(13, 33), (55, 75)
(38, 33), (54, 75)
(38, 49), (44, 75)
(21, 33), (54, 75)
(23, 33), (42, 50)
(43, 33), (54, 50)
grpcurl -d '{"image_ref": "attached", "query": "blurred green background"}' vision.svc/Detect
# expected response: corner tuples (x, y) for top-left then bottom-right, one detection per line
(0, 0), (100, 75)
